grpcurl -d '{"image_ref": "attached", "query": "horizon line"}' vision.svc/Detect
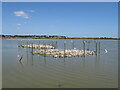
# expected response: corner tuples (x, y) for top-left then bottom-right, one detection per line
(0, 34), (118, 38)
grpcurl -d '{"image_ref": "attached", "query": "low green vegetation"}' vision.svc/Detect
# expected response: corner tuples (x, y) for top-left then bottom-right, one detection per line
(1, 35), (120, 40)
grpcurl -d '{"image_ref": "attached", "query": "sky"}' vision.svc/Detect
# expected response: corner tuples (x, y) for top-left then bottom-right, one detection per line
(0, 2), (1, 34)
(2, 2), (118, 37)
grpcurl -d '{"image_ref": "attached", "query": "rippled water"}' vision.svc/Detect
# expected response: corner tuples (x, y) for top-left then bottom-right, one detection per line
(2, 39), (118, 88)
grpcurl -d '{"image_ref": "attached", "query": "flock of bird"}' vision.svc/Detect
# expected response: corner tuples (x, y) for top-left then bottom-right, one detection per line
(18, 44), (108, 61)
(33, 49), (96, 58)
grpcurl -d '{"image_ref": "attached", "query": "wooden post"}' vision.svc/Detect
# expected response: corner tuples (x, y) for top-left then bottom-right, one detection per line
(21, 40), (22, 46)
(26, 41), (28, 64)
(55, 41), (57, 49)
(43, 41), (44, 45)
(83, 41), (85, 56)
(64, 41), (66, 57)
(27, 41), (28, 47)
(18, 40), (19, 47)
(39, 40), (40, 49)
(87, 42), (89, 51)
(51, 40), (53, 47)
(31, 52), (34, 66)
(31, 42), (33, 54)
(28, 40), (29, 48)
(96, 41), (98, 56)
(71, 40), (74, 49)
(17, 40), (19, 47)
(98, 42), (100, 55)
(53, 41), (55, 48)
(44, 42), (46, 56)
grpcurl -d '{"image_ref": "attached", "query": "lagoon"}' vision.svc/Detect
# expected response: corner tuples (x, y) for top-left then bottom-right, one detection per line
(2, 39), (118, 88)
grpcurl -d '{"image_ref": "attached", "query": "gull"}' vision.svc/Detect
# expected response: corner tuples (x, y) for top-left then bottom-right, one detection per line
(104, 49), (108, 53)
(17, 55), (20, 57)
(74, 48), (76, 50)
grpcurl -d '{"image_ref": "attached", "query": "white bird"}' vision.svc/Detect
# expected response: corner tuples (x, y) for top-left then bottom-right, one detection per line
(104, 49), (108, 53)
(74, 48), (76, 50)
(17, 55), (20, 57)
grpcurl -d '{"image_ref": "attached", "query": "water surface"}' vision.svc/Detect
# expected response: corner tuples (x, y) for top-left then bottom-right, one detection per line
(2, 39), (118, 88)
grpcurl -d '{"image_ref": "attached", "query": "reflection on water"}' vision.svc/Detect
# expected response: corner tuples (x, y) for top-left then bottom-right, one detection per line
(2, 39), (118, 88)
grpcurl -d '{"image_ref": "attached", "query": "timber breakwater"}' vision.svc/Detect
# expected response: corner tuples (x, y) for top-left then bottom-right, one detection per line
(32, 49), (95, 58)
(19, 44), (55, 49)
(19, 40), (100, 58)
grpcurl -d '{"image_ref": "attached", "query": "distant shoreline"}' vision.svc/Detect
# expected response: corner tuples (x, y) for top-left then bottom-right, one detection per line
(1, 35), (119, 40)
(1, 37), (120, 40)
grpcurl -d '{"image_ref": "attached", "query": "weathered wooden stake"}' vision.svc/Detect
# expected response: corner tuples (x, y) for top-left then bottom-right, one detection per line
(87, 42), (89, 51)
(39, 40), (40, 49)
(83, 41), (85, 56)
(55, 41), (57, 49)
(43, 41), (44, 45)
(21, 40), (22, 46)
(27, 41), (28, 46)
(31, 42), (33, 54)
(98, 42), (100, 55)
(26, 41), (28, 64)
(64, 41), (66, 57)
(18, 40), (19, 46)
(96, 41), (98, 56)
(44, 42), (46, 56)
(51, 40), (53, 47)
(71, 40), (74, 49)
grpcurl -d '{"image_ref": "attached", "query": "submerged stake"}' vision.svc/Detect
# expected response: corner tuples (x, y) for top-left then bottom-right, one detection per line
(19, 55), (23, 62)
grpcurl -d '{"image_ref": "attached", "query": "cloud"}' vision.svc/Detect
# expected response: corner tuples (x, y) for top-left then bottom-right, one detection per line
(16, 24), (22, 26)
(14, 11), (29, 19)
(17, 27), (20, 30)
(28, 10), (35, 13)
(23, 22), (27, 24)
(16, 22), (27, 26)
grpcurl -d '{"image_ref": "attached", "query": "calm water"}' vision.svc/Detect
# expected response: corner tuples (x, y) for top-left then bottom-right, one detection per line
(2, 39), (118, 88)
